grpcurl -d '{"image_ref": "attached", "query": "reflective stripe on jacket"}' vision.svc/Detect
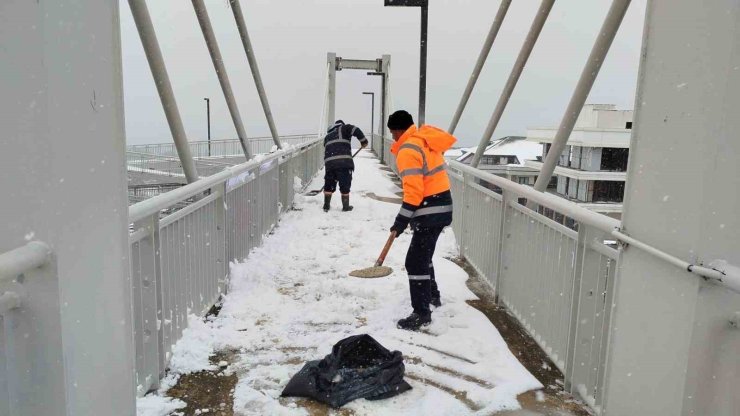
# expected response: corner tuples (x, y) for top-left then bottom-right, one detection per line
(391, 125), (456, 227)
(323, 122), (367, 170)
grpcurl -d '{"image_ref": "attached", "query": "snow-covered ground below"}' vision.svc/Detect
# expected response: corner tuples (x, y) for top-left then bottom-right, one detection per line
(138, 152), (541, 416)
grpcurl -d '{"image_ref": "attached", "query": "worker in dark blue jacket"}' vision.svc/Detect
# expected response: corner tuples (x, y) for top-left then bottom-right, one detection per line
(323, 120), (368, 212)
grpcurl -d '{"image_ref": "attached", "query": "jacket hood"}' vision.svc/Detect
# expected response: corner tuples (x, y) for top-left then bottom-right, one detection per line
(327, 121), (344, 132)
(417, 125), (457, 152)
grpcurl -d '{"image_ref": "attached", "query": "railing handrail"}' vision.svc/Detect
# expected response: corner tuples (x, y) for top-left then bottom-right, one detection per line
(129, 136), (321, 223)
(0, 241), (52, 283)
(449, 159), (620, 232)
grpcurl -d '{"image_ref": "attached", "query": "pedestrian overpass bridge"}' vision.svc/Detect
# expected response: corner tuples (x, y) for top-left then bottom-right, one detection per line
(2, 1), (739, 415)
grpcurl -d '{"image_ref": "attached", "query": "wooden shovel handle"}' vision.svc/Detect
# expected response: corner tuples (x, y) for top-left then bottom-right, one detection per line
(374, 231), (397, 267)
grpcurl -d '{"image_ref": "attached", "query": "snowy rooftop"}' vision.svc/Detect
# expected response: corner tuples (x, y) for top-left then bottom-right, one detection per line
(138, 153), (544, 415)
(444, 148), (468, 159)
(456, 137), (542, 166)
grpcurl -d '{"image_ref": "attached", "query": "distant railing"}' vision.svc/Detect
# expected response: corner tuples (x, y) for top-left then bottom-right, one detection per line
(127, 137), (322, 395)
(127, 134), (315, 160)
(127, 151), (235, 179)
(371, 134), (398, 175)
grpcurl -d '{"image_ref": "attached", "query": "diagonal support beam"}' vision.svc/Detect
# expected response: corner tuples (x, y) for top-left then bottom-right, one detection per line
(128, 0), (199, 183)
(533, 0), (632, 191)
(192, 0), (252, 159)
(449, 0), (512, 134)
(471, 0), (555, 168)
(229, 0), (282, 149)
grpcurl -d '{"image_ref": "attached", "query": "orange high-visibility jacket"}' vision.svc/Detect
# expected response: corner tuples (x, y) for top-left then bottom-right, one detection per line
(391, 125), (456, 227)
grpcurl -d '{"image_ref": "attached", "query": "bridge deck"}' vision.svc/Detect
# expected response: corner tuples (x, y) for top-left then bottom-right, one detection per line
(138, 152), (591, 415)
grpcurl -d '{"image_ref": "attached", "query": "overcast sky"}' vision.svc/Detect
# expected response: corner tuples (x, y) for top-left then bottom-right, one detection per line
(120, 0), (647, 148)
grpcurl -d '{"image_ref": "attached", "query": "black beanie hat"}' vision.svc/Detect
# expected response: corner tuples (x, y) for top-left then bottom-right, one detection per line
(387, 110), (414, 131)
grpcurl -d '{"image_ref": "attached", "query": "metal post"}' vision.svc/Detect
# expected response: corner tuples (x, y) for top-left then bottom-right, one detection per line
(128, 0), (199, 183)
(384, 1), (426, 124)
(132, 215), (163, 393)
(448, 0), (512, 134)
(382, 55), (391, 162)
(327, 53), (337, 129)
(363, 92), (375, 144)
(564, 223), (593, 388)
(419, 4), (428, 125)
(533, 0), (632, 191)
(229, 0), (282, 149)
(214, 184), (228, 295)
(471, 0), (555, 168)
(192, 0), (252, 159)
(494, 189), (510, 301)
(2, 0), (136, 412)
(459, 172), (469, 257)
(204, 97), (211, 157)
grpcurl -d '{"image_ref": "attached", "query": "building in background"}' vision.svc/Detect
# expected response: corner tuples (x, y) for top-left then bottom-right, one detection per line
(453, 136), (542, 185)
(525, 104), (632, 220)
(444, 147), (469, 161)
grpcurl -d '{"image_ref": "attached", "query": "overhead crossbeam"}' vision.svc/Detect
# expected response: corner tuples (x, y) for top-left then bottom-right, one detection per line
(324, 53), (391, 162)
(335, 58), (383, 72)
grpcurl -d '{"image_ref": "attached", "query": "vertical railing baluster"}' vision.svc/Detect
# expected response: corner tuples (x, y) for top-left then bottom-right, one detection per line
(133, 214), (162, 392)
(494, 190), (509, 300)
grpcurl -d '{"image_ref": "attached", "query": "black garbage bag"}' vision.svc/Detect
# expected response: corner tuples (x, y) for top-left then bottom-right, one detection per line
(281, 334), (412, 408)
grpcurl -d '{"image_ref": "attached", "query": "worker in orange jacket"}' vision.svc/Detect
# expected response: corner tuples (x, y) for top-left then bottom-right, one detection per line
(387, 110), (456, 331)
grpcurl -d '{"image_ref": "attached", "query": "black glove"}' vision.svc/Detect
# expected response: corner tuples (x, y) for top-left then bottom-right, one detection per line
(390, 218), (409, 235)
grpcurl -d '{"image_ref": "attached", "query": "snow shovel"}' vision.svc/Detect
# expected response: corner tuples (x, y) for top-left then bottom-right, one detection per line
(349, 231), (397, 278)
(305, 148), (363, 196)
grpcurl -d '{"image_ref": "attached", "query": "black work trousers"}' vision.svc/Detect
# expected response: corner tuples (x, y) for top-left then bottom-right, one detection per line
(324, 168), (353, 194)
(405, 226), (443, 316)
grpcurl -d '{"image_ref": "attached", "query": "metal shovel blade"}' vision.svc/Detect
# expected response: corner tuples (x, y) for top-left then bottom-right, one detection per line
(349, 266), (393, 278)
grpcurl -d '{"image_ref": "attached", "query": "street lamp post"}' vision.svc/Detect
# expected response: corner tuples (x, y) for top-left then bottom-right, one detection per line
(203, 97), (211, 156)
(362, 92), (375, 146)
(384, 0), (428, 125)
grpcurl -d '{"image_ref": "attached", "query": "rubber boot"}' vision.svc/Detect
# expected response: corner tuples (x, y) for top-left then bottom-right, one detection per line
(323, 193), (332, 212)
(397, 312), (432, 331)
(341, 194), (353, 212)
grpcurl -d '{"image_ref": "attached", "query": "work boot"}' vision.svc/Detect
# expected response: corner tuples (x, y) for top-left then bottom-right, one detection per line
(396, 312), (431, 331)
(323, 194), (332, 212)
(430, 297), (442, 308)
(341, 194), (353, 212)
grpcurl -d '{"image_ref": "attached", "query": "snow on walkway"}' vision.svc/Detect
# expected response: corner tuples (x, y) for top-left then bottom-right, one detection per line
(139, 152), (541, 415)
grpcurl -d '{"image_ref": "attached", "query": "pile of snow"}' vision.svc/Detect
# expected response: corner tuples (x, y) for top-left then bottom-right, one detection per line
(138, 152), (540, 415)
(137, 396), (185, 416)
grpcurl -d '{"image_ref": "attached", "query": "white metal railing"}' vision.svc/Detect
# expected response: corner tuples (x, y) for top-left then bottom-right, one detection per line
(127, 137), (322, 395)
(0, 242), (53, 314)
(371, 134), (398, 175)
(449, 160), (617, 411)
(384, 136), (397, 175)
(446, 159), (739, 413)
